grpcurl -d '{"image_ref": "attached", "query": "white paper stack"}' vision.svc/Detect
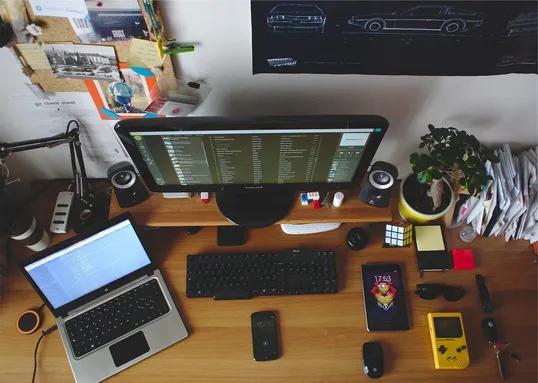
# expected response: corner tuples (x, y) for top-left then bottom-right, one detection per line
(475, 145), (538, 243)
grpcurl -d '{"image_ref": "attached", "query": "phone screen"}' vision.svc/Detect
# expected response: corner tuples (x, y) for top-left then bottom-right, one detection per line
(361, 264), (409, 331)
(251, 311), (279, 361)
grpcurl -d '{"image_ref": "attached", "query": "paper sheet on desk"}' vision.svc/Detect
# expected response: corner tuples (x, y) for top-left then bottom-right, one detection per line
(9, 93), (127, 163)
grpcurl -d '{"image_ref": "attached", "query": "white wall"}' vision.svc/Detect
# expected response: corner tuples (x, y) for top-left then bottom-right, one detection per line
(0, 0), (537, 183)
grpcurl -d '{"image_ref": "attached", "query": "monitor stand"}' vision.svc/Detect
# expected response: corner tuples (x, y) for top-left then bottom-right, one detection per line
(216, 190), (295, 229)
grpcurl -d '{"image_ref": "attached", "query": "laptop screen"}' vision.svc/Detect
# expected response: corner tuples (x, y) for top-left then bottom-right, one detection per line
(24, 219), (151, 309)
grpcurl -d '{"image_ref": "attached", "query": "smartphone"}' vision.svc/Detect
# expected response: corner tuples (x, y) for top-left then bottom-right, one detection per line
(361, 264), (410, 331)
(251, 311), (280, 361)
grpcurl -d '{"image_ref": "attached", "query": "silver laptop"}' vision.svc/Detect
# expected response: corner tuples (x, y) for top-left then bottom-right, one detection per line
(20, 213), (188, 383)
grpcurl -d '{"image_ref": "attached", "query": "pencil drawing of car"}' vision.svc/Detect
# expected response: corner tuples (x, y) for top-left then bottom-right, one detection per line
(348, 5), (484, 34)
(506, 13), (537, 36)
(267, 4), (326, 33)
(497, 53), (537, 67)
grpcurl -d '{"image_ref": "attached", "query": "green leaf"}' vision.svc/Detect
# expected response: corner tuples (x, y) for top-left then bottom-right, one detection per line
(419, 142), (425, 149)
(416, 171), (432, 184)
(428, 124), (435, 133)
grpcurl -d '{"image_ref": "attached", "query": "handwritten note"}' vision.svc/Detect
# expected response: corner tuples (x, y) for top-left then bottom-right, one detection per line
(16, 44), (51, 70)
(128, 38), (163, 69)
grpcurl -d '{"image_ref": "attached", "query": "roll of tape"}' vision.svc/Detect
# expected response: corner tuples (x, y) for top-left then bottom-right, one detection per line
(333, 192), (344, 207)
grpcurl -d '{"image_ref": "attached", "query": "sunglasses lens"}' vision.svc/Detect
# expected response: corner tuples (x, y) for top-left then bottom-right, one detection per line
(444, 287), (465, 302)
(416, 288), (438, 300)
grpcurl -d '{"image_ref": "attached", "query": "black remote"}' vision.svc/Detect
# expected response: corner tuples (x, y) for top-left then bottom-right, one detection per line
(476, 274), (495, 313)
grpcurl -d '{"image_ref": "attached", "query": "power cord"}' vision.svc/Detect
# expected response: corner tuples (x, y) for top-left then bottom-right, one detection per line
(32, 325), (58, 383)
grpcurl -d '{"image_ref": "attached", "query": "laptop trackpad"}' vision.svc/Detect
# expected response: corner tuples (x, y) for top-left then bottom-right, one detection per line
(109, 331), (150, 367)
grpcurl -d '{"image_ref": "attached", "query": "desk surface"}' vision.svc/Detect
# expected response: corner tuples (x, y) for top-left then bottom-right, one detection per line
(109, 189), (392, 227)
(1, 186), (537, 383)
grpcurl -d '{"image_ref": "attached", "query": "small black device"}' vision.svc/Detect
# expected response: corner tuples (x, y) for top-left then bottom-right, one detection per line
(346, 227), (370, 251)
(361, 263), (410, 331)
(476, 274), (495, 313)
(186, 249), (337, 299)
(362, 342), (384, 379)
(358, 161), (398, 208)
(217, 226), (248, 246)
(115, 115), (389, 228)
(107, 161), (150, 208)
(251, 311), (280, 361)
(415, 284), (466, 302)
(482, 317), (499, 344)
(184, 226), (203, 235)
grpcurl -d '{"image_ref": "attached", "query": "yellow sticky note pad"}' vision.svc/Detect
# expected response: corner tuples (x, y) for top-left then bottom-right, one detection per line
(415, 226), (445, 251)
(16, 43), (51, 70)
(128, 38), (164, 69)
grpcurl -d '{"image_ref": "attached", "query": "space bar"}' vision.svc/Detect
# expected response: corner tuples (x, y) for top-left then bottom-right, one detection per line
(213, 289), (253, 300)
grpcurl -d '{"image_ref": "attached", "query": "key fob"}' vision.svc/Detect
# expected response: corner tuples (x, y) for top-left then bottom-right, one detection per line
(482, 317), (499, 343)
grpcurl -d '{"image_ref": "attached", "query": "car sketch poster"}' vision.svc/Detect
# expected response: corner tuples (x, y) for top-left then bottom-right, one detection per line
(251, 1), (537, 75)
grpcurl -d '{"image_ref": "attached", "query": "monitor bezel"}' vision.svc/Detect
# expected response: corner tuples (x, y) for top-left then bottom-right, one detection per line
(114, 115), (389, 193)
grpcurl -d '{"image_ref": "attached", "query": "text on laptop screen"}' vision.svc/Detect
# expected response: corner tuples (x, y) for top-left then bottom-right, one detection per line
(24, 220), (151, 309)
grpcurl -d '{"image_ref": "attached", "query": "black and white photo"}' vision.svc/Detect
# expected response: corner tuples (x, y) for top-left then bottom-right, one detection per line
(69, 0), (149, 43)
(44, 44), (120, 81)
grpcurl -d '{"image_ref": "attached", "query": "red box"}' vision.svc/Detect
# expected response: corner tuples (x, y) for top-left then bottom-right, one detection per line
(452, 249), (475, 270)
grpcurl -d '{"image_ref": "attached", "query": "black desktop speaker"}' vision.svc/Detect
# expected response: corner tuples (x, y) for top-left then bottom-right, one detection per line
(358, 161), (398, 208)
(107, 162), (150, 208)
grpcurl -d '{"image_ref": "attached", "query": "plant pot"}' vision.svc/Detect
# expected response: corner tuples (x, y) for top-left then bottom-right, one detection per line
(398, 173), (455, 224)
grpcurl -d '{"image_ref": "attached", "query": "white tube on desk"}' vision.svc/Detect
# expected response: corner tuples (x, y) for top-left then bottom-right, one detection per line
(333, 192), (344, 207)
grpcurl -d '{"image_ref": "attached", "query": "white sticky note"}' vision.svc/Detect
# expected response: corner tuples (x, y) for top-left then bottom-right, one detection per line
(29, 0), (88, 18)
(128, 38), (163, 69)
(16, 43), (51, 70)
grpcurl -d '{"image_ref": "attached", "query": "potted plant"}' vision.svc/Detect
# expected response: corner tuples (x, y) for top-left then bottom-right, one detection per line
(399, 124), (499, 224)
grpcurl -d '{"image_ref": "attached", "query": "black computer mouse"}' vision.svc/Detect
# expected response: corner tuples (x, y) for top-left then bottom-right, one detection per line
(346, 227), (370, 251)
(362, 342), (384, 379)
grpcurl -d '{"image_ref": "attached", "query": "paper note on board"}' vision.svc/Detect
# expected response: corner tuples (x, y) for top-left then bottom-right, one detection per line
(128, 38), (163, 69)
(28, 0), (88, 18)
(16, 43), (51, 70)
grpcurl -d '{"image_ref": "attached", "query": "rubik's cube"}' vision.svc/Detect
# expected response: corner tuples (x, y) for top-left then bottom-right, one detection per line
(384, 222), (413, 247)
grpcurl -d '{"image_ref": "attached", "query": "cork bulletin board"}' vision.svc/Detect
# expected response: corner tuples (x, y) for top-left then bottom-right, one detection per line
(23, 0), (176, 93)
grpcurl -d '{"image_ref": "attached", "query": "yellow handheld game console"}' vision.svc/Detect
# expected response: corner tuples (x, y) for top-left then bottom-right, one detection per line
(427, 312), (470, 369)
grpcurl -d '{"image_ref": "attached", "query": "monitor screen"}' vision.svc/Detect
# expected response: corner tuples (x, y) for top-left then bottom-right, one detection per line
(24, 220), (151, 309)
(131, 128), (374, 186)
(115, 116), (389, 192)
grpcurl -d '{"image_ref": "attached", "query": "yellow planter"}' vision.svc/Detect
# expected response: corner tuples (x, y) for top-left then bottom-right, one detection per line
(398, 174), (454, 224)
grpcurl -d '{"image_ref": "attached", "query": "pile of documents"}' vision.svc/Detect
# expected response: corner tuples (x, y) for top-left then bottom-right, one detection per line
(457, 144), (538, 243)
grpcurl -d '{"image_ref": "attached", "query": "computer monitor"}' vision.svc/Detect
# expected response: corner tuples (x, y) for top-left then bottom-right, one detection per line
(115, 115), (389, 227)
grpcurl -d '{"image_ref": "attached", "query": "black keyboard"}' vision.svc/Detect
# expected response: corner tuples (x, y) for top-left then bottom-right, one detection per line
(65, 279), (170, 358)
(186, 249), (338, 300)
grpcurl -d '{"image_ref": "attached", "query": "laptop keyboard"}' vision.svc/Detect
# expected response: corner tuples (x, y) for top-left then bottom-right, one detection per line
(65, 279), (170, 358)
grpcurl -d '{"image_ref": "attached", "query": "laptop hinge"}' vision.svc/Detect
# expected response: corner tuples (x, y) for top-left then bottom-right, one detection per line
(65, 275), (149, 318)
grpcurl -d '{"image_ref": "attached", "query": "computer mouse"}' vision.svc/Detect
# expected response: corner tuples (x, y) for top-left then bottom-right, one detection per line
(346, 227), (370, 251)
(362, 342), (384, 379)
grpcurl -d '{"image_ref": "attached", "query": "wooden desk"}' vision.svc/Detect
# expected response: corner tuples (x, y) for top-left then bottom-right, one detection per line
(109, 189), (392, 227)
(1, 186), (536, 383)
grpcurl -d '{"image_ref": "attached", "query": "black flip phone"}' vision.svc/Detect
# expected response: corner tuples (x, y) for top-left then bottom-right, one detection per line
(251, 311), (279, 361)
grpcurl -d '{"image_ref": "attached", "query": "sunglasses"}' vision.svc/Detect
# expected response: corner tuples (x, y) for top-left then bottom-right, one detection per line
(415, 284), (466, 302)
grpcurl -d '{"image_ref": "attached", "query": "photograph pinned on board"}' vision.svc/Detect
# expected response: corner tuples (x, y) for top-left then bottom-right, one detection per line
(44, 44), (119, 81)
(69, 0), (149, 43)
(85, 63), (159, 120)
